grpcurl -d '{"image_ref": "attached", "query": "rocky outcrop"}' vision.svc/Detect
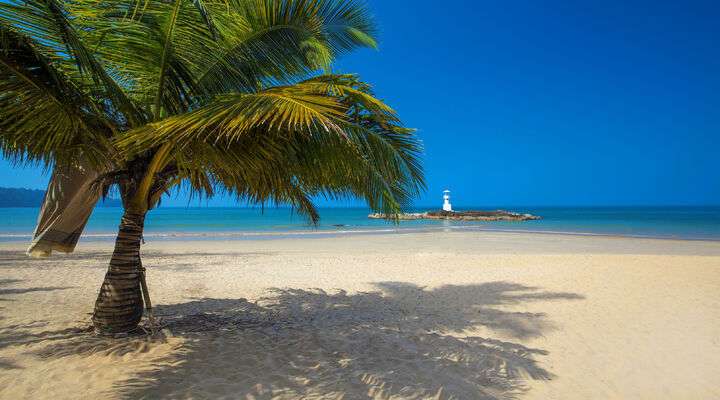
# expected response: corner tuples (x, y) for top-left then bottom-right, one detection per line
(368, 210), (541, 221)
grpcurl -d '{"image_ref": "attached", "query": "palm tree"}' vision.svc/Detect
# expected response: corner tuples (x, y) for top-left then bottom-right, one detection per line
(0, 0), (424, 335)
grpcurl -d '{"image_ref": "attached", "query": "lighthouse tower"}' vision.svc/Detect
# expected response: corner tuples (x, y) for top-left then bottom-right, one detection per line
(442, 190), (453, 212)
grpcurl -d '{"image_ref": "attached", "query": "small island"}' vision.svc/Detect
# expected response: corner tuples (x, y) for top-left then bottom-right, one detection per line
(368, 210), (541, 221)
(369, 190), (541, 221)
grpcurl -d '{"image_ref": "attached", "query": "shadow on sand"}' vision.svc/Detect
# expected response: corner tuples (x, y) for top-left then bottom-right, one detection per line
(0, 279), (77, 358)
(0, 278), (73, 298)
(12, 281), (583, 399)
(0, 249), (278, 273)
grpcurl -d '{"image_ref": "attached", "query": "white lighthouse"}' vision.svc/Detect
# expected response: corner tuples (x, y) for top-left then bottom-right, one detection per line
(442, 190), (453, 212)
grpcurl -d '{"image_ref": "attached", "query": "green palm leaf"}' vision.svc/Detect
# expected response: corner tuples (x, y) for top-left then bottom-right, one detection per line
(117, 74), (424, 217)
(2, 0), (423, 219)
(0, 25), (111, 166)
(1, 0), (144, 127)
(1, 0), (426, 335)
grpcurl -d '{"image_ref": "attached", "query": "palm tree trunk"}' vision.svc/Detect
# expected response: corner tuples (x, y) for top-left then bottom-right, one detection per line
(92, 210), (146, 335)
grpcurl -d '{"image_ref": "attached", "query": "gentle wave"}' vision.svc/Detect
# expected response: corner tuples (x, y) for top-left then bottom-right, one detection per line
(3, 223), (719, 242)
(2, 207), (719, 242)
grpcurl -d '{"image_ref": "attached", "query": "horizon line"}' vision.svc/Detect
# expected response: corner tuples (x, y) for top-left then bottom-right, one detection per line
(2, 204), (720, 209)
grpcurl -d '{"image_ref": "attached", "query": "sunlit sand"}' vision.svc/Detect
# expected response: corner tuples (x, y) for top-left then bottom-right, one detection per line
(1, 231), (718, 399)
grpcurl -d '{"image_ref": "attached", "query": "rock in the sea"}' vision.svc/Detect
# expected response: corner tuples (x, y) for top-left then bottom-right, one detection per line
(368, 210), (541, 221)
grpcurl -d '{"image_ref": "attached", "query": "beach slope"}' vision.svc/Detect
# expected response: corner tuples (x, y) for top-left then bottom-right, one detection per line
(1, 232), (718, 399)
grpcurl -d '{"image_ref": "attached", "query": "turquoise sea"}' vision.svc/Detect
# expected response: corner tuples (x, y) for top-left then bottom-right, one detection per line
(1, 206), (719, 242)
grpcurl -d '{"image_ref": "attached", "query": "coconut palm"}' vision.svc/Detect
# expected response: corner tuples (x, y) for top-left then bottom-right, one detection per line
(0, 0), (424, 334)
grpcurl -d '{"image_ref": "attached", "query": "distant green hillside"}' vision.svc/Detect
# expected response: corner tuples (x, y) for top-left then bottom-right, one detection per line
(0, 187), (121, 207)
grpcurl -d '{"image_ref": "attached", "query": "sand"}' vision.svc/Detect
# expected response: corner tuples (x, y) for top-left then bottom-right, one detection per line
(0, 231), (719, 399)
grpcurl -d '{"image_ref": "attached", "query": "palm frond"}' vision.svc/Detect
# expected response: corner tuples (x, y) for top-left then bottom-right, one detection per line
(0, 0), (144, 127)
(189, 0), (220, 39)
(117, 74), (424, 218)
(116, 82), (349, 151)
(196, 0), (377, 94)
(1, 0), (424, 221)
(0, 25), (111, 167)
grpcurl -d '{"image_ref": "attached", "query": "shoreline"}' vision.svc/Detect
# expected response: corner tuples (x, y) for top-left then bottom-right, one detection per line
(3, 229), (720, 258)
(2, 223), (720, 243)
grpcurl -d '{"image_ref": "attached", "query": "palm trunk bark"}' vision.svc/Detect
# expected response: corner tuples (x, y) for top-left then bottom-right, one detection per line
(92, 210), (146, 334)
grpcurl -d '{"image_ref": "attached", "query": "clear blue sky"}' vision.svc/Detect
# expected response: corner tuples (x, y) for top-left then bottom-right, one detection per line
(1, 0), (718, 207)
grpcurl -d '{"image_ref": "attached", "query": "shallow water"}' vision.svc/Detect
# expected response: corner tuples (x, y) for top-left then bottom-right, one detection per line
(1, 206), (719, 242)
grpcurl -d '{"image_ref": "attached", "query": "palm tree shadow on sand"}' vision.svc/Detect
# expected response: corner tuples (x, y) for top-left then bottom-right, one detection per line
(36, 281), (583, 399)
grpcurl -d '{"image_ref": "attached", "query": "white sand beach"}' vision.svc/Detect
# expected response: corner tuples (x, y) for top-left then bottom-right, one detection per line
(1, 231), (719, 399)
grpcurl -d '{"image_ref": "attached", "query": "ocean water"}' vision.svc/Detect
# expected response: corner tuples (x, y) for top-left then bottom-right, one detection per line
(1, 206), (719, 242)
